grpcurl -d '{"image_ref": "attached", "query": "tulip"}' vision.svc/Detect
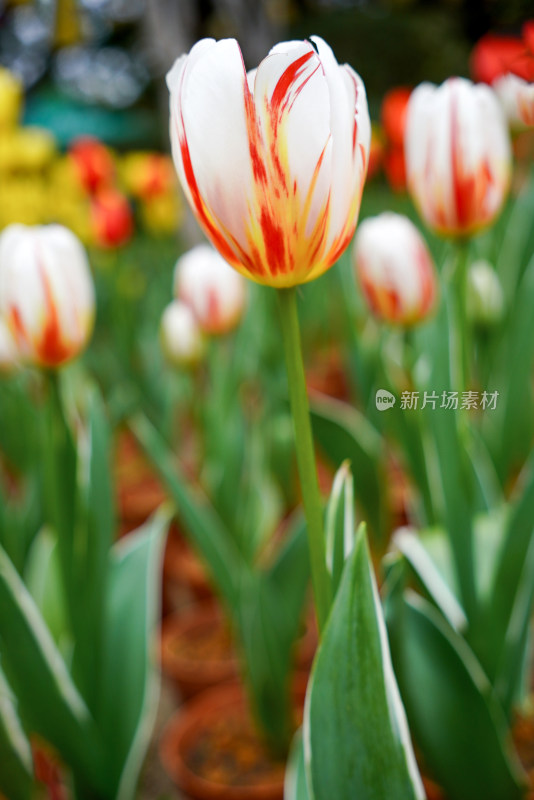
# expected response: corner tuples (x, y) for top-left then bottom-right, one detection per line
(467, 259), (504, 327)
(0, 224), (95, 368)
(160, 300), (204, 367)
(383, 147), (407, 193)
(353, 212), (437, 326)
(481, 22), (534, 129)
(405, 78), (511, 237)
(91, 188), (134, 248)
(166, 36), (370, 288)
(69, 137), (115, 195)
(0, 318), (19, 374)
(493, 73), (534, 128)
(173, 244), (246, 335)
(470, 33), (525, 85)
(381, 87), (411, 148)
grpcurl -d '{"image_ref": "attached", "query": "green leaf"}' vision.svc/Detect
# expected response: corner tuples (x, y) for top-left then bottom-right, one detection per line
(97, 507), (170, 799)
(0, 544), (106, 795)
(495, 535), (534, 715)
(489, 453), (534, 666)
(284, 731), (310, 800)
(24, 528), (69, 650)
(130, 413), (245, 611)
(0, 473), (41, 575)
(0, 666), (33, 800)
(417, 279), (478, 621)
(72, 388), (115, 713)
(393, 528), (467, 632)
(485, 251), (534, 480)
(310, 393), (388, 544)
(386, 590), (525, 800)
(238, 512), (310, 752)
(41, 372), (78, 631)
(305, 528), (424, 800)
(325, 461), (355, 597)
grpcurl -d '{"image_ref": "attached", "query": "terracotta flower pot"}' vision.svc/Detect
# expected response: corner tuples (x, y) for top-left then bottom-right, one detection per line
(160, 682), (306, 800)
(115, 430), (168, 534)
(161, 606), (238, 700)
(163, 525), (215, 609)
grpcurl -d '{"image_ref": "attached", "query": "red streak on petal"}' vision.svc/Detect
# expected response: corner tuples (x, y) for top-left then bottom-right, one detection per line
(9, 305), (26, 343)
(260, 208), (286, 275)
(244, 89), (268, 185)
(271, 51), (314, 117)
(36, 267), (73, 366)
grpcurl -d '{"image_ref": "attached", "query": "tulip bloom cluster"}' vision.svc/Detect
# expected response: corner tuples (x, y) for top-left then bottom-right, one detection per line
(167, 36), (370, 288)
(354, 213), (437, 326)
(405, 77), (511, 238)
(0, 224), (95, 368)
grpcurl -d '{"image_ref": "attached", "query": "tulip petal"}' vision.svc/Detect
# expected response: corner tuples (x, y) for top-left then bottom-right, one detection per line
(252, 40), (333, 246)
(169, 39), (257, 269)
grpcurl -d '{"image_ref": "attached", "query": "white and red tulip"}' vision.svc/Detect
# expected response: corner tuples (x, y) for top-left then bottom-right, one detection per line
(0, 317), (19, 373)
(0, 224), (95, 368)
(167, 36), (370, 288)
(160, 300), (205, 367)
(353, 212), (437, 326)
(405, 78), (511, 237)
(494, 73), (534, 128)
(173, 244), (246, 335)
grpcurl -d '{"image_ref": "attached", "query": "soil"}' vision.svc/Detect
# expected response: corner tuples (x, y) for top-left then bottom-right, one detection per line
(185, 713), (286, 789)
(169, 618), (234, 666)
(163, 526), (215, 606)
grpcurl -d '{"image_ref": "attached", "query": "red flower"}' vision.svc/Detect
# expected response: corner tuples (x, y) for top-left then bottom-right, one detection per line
(69, 137), (115, 195)
(91, 189), (134, 248)
(381, 87), (411, 147)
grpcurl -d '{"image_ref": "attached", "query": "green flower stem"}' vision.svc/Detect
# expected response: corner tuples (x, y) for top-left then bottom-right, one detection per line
(43, 370), (76, 633)
(277, 286), (331, 634)
(451, 241), (471, 397)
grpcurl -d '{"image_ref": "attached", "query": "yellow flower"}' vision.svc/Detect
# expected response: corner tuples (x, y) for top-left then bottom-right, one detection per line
(0, 68), (23, 130)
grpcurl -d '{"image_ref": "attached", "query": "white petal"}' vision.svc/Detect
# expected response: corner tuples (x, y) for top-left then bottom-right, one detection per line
(176, 39), (256, 254)
(253, 40), (333, 236)
(311, 37), (370, 249)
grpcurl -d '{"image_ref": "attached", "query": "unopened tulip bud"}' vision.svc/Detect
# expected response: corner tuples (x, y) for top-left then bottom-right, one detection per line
(353, 212), (437, 326)
(173, 244), (246, 335)
(0, 224), (95, 368)
(405, 78), (511, 237)
(167, 36), (370, 287)
(0, 318), (19, 374)
(467, 260), (504, 327)
(160, 300), (204, 367)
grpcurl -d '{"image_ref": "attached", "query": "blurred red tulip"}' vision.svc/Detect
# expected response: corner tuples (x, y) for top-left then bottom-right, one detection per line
(0, 224), (95, 368)
(471, 34), (525, 84)
(69, 136), (115, 195)
(91, 189), (134, 248)
(383, 146), (406, 193)
(405, 78), (511, 237)
(381, 87), (411, 148)
(367, 125), (384, 180)
(354, 212), (437, 327)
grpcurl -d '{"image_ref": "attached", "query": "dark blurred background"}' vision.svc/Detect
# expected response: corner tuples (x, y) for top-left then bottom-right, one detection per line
(0, 0), (532, 149)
